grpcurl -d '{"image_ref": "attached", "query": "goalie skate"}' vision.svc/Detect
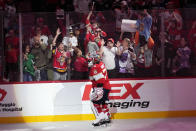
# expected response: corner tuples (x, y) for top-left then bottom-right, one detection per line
(92, 119), (104, 127)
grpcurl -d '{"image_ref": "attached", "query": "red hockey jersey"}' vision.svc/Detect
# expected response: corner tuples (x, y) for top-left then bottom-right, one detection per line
(53, 48), (68, 72)
(89, 61), (111, 90)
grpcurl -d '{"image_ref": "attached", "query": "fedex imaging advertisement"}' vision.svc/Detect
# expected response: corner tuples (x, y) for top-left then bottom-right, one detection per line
(82, 82), (150, 110)
(82, 78), (196, 113)
(0, 78), (196, 117)
(81, 80), (170, 113)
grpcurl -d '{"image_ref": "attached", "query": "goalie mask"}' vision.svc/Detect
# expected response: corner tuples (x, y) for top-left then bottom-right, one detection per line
(88, 51), (102, 67)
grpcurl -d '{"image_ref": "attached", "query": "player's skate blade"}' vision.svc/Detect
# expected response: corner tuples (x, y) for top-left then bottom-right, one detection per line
(103, 119), (111, 124)
(92, 122), (101, 127)
(92, 120), (106, 127)
(101, 119), (111, 127)
(92, 118), (103, 127)
(92, 120), (111, 127)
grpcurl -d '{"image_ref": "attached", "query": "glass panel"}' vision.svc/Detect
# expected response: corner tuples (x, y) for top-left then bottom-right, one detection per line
(1, 8), (196, 82)
(21, 12), (62, 82)
(161, 8), (196, 77)
(68, 10), (162, 80)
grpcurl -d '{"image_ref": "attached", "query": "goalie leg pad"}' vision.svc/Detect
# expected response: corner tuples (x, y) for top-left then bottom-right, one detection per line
(102, 104), (111, 119)
(90, 102), (102, 119)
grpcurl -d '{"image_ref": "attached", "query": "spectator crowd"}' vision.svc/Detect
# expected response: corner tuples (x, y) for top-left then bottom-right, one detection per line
(1, 0), (196, 82)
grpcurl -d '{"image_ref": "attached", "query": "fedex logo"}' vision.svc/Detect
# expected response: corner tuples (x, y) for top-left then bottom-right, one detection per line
(82, 83), (144, 101)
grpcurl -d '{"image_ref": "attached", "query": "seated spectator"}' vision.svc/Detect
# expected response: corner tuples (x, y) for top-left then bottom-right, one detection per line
(31, 36), (48, 81)
(52, 28), (71, 80)
(117, 38), (136, 77)
(173, 37), (191, 76)
(100, 38), (119, 78)
(23, 44), (35, 82)
(72, 48), (88, 80)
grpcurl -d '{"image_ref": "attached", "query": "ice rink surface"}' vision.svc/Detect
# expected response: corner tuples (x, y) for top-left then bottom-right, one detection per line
(0, 117), (196, 131)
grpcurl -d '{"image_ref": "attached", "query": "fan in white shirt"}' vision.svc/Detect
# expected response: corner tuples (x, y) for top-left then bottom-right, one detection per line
(62, 28), (78, 48)
(100, 38), (120, 78)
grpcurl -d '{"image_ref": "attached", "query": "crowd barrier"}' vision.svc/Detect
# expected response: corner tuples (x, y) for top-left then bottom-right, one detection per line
(0, 77), (196, 123)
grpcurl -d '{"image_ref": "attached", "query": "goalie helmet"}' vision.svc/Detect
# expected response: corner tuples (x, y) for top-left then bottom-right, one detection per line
(87, 51), (102, 67)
